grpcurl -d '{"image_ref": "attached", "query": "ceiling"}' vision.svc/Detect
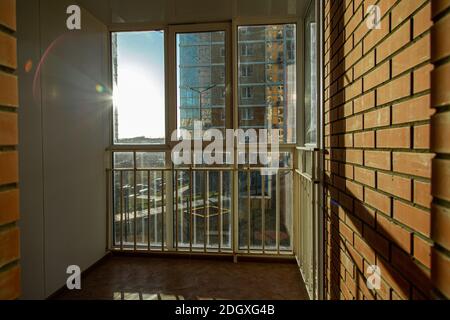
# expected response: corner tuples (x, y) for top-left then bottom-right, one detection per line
(76, 0), (311, 27)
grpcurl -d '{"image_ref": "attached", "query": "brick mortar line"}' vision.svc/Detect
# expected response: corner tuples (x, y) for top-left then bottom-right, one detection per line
(0, 24), (15, 36)
(325, 118), (430, 133)
(325, 6), (430, 90)
(325, 0), (428, 68)
(325, 35), (431, 96)
(325, 55), (431, 107)
(324, 81), (430, 115)
(324, 195), (432, 247)
(0, 260), (19, 276)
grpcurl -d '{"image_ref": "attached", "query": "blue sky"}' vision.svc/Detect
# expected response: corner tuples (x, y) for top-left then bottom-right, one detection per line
(114, 31), (165, 140)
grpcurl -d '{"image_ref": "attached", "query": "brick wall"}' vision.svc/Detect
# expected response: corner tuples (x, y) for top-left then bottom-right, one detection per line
(0, 0), (20, 300)
(324, 0), (435, 299)
(430, 0), (450, 299)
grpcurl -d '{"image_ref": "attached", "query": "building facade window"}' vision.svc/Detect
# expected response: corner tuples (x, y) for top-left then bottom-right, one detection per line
(237, 24), (296, 144)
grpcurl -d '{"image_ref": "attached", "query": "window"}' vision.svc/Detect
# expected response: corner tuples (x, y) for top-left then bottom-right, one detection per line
(241, 87), (253, 99)
(177, 31), (226, 135)
(240, 44), (253, 56)
(238, 24), (297, 144)
(304, 5), (317, 145)
(240, 65), (253, 77)
(112, 31), (165, 144)
(220, 46), (225, 57)
(241, 108), (254, 121)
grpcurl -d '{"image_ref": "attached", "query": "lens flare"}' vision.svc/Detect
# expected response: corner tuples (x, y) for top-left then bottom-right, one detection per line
(25, 60), (33, 73)
(95, 84), (104, 93)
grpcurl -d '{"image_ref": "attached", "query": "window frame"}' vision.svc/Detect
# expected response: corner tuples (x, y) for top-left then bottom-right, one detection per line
(168, 23), (232, 149)
(109, 27), (170, 150)
(233, 19), (299, 147)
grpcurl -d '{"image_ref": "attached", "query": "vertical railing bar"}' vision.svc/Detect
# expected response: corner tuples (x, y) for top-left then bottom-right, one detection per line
(175, 169), (179, 251)
(219, 170), (223, 253)
(262, 174), (265, 254)
(247, 169), (251, 254)
(276, 172), (281, 254)
(120, 170), (123, 251)
(204, 171), (208, 252)
(133, 152), (137, 251)
(190, 168), (193, 252)
(148, 170), (151, 252)
(161, 170), (165, 252)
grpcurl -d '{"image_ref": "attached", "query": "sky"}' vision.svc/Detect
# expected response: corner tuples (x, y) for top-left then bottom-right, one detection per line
(114, 31), (165, 140)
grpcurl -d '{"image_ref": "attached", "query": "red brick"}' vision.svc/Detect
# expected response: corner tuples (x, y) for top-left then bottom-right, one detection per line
(0, 111), (18, 146)
(377, 21), (411, 63)
(392, 94), (433, 125)
(377, 213), (412, 253)
(391, 0), (427, 29)
(354, 51), (375, 79)
(0, 266), (20, 300)
(431, 249), (450, 297)
(377, 255), (411, 298)
(364, 107), (390, 129)
(354, 167), (376, 188)
(354, 131), (375, 148)
(363, 15), (390, 54)
(0, 189), (19, 225)
(365, 187), (391, 215)
(431, 12), (450, 62)
(354, 233), (376, 264)
(393, 34), (430, 76)
(363, 224), (390, 258)
(432, 203), (450, 251)
(377, 172), (412, 201)
(414, 124), (430, 149)
(432, 159), (450, 202)
(376, 126), (411, 148)
(431, 63), (450, 107)
(0, 0), (16, 31)
(394, 200), (431, 236)
(364, 150), (391, 170)
(0, 152), (18, 186)
(0, 227), (19, 268)
(0, 31), (16, 69)
(413, 2), (432, 38)
(431, 111), (450, 153)
(414, 180), (432, 208)
(0, 71), (18, 108)
(354, 201), (376, 227)
(414, 64), (433, 93)
(364, 61), (390, 90)
(377, 74), (411, 106)
(413, 235), (431, 268)
(346, 149), (363, 165)
(391, 245), (432, 294)
(354, 91), (375, 113)
(393, 152), (433, 178)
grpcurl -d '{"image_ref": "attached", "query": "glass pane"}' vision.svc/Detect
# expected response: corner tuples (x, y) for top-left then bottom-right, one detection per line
(304, 5), (317, 145)
(136, 152), (166, 168)
(238, 25), (296, 144)
(114, 152), (134, 169)
(112, 31), (165, 144)
(177, 31), (226, 136)
(175, 170), (191, 248)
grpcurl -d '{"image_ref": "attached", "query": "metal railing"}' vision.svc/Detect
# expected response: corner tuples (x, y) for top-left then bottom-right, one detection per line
(107, 150), (295, 257)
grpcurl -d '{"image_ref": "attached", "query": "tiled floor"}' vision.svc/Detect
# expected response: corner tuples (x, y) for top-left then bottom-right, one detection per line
(52, 255), (309, 300)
